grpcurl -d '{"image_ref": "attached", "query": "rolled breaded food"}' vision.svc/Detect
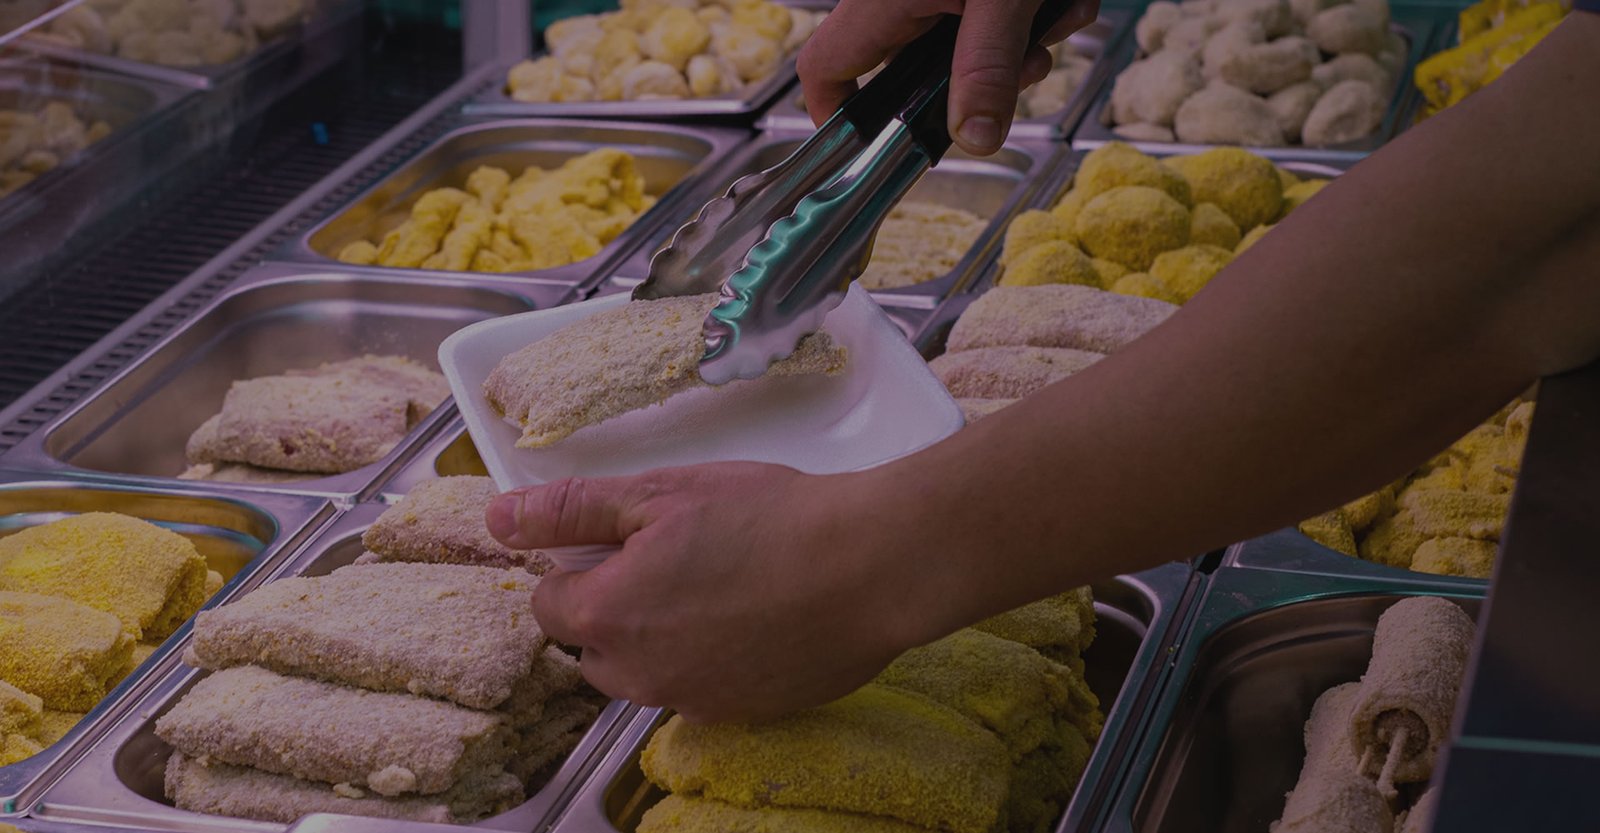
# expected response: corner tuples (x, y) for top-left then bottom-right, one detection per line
(1302, 683), (1362, 776)
(361, 477), (552, 573)
(641, 684), (1008, 833)
(973, 588), (1097, 672)
(165, 753), (523, 825)
(187, 563), (546, 710)
(484, 294), (848, 449)
(155, 666), (515, 796)
(286, 355), (450, 424)
(185, 374), (411, 473)
(639, 795), (937, 833)
(1270, 770), (1393, 833)
(1350, 596), (1475, 786)
(0, 513), (209, 640)
(0, 591), (134, 711)
(946, 285), (1175, 354)
(929, 346), (1103, 399)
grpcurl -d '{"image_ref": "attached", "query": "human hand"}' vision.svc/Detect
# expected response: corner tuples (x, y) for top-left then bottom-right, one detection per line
(485, 462), (925, 723)
(796, 0), (1100, 155)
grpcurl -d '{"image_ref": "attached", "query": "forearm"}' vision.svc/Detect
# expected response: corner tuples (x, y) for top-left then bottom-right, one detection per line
(848, 13), (1600, 642)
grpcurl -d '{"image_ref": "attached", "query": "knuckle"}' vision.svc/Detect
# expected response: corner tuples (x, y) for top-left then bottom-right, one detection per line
(542, 477), (590, 540)
(956, 44), (1023, 94)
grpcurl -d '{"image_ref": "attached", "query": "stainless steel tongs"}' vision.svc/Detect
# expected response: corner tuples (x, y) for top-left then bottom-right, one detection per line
(633, 0), (1074, 385)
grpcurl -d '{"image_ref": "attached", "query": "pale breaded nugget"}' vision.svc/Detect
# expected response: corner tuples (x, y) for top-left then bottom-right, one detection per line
(929, 346), (1103, 399)
(641, 684), (1009, 833)
(362, 477), (553, 573)
(484, 294), (848, 449)
(185, 374), (410, 474)
(286, 355), (450, 424)
(156, 666), (514, 796)
(0, 513), (208, 640)
(165, 753), (524, 825)
(639, 795), (938, 833)
(946, 285), (1175, 354)
(187, 563), (547, 710)
(0, 591), (135, 711)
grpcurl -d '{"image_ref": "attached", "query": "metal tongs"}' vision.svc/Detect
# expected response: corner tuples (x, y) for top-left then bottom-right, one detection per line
(633, 0), (1074, 385)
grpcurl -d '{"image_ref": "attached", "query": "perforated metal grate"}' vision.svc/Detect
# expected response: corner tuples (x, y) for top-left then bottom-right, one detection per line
(0, 20), (467, 451)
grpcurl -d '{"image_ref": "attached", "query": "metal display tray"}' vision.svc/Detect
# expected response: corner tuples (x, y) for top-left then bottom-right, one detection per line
(548, 562), (1197, 833)
(284, 119), (749, 287)
(0, 263), (578, 500)
(1071, 8), (1438, 162)
(759, 9), (1134, 139)
(1226, 526), (1490, 590)
(1098, 565), (1483, 832)
(31, 503), (637, 833)
(0, 476), (334, 818)
(594, 131), (1065, 309)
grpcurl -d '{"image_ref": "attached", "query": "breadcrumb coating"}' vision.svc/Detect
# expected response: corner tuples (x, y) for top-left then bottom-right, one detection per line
(1149, 244), (1235, 302)
(1163, 149), (1283, 231)
(0, 590), (134, 711)
(1350, 597), (1474, 784)
(362, 477), (552, 573)
(858, 201), (987, 290)
(1074, 186), (1191, 271)
(1188, 202), (1242, 249)
(0, 513), (208, 640)
(1000, 240), (1102, 288)
(1110, 272), (1183, 304)
(0, 679), (42, 737)
(1001, 210), (1075, 268)
(639, 795), (937, 833)
(1409, 538), (1497, 577)
(930, 346), (1102, 399)
(947, 285), (1176, 354)
(956, 398), (1016, 424)
(485, 294), (847, 448)
(1074, 143), (1192, 206)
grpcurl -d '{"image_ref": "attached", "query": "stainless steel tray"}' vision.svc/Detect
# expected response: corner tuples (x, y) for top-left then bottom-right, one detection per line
(1071, 10), (1437, 162)
(1098, 566), (1483, 833)
(1226, 527), (1491, 590)
(0, 476), (334, 818)
(548, 562), (1196, 833)
(0, 265), (573, 500)
(759, 10), (1133, 139)
(32, 503), (635, 833)
(288, 119), (749, 287)
(373, 419), (490, 503)
(596, 132), (1063, 310)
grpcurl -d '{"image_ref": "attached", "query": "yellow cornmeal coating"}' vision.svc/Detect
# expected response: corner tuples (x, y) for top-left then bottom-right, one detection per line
(1188, 202), (1242, 250)
(362, 476), (552, 573)
(1283, 179), (1330, 213)
(1236, 223), (1274, 253)
(1090, 258), (1129, 288)
(971, 587), (1096, 668)
(1358, 511), (1428, 569)
(1299, 510), (1358, 556)
(1341, 488), (1395, 532)
(33, 709), (84, 746)
(0, 733), (42, 766)
(1074, 142), (1192, 206)
(1074, 186), (1190, 272)
(1149, 245), (1234, 302)
(0, 679), (41, 736)
(1000, 241), (1100, 288)
(1275, 166), (1302, 190)
(0, 513), (208, 641)
(1048, 188), (1092, 231)
(1410, 538), (1497, 578)
(1001, 210), (1075, 267)
(1162, 149), (1284, 231)
(641, 684), (1009, 833)
(1396, 488), (1509, 540)
(1111, 273), (1182, 304)
(858, 201), (988, 290)
(1006, 729), (1093, 833)
(0, 591), (134, 711)
(639, 795), (936, 833)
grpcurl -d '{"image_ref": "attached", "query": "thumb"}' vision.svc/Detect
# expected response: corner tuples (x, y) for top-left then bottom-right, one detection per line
(947, 0), (1042, 155)
(485, 476), (649, 550)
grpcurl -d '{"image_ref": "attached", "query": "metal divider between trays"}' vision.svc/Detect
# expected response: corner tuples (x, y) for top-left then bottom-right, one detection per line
(0, 475), (339, 819)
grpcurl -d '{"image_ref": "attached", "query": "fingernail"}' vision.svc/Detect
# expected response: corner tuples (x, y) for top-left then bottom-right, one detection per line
(485, 492), (523, 542)
(957, 117), (1002, 152)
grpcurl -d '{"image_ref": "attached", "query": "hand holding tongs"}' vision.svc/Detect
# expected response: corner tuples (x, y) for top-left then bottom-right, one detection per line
(633, 0), (1077, 385)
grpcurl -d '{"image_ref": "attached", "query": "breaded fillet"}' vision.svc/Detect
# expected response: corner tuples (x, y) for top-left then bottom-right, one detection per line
(639, 795), (938, 833)
(165, 753), (523, 825)
(640, 684), (1009, 833)
(186, 563), (547, 710)
(0, 679), (42, 736)
(0, 591), (134, 711)
(361, 477), (552, 573)
(508, 694), (600, 782)
(929, 346), (1103, 399)
(155, 666), (514, 796)
(286, 355), (451, 425)
(500, 647), (586, 729)
(946, 285), (1175, 354)
(484, 294), (848, 448)
(973, 588), (1097, 673)
(185, 374), (411, 473)
(0, 513), (209, 640)
(31, 709), (83, 747)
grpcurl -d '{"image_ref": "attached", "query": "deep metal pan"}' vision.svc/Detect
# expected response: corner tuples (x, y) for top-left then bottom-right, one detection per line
(289, 119), (749, 288)
(546, 562), (1196, 833)
(0, 476), (333, 818)
(0, 265), (571, 499)
(1071, 10), (1438, 163)
(31, 503), (636, 833)
(1098, 565), (1483, 833)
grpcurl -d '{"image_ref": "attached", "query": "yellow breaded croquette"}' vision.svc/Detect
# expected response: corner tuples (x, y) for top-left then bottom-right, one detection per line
(1000, 210), (1075, 267)
(1236, 223), (1274, 253)
(1090, 258), (1129, 287)
(0, 591), (134, 711)
(1074, 142), (1192, 206)
(0, 513), (208, 641)
(1162, 149), (1284, 231)
(1048, 187), (1092, 231)
(1189, 202), (1242, 250)
(1000, 241), (1101, 288)
(1073, 186), (1190, 272)
(641, 684), (1009, 833)
(1396, 488), (1510, 540)
(1149, 244), (1234, 302)
(1110, 272), (1183, 304)
(639, 795), (936, 833)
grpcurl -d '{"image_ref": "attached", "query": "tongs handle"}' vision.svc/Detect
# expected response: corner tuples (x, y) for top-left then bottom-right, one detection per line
(840, 0), (1081, 160)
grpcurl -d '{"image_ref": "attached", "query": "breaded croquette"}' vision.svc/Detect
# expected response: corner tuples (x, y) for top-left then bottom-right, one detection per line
(165, 753), (524, 825)
(1162, 148), (1284, 231)
(0, 513), (208, 640)
(186, 563), (547, 710)
(929, 346), (1103, 399)
(1074, 142), (1192, 206)
(156, 666), (515, 796)
(957, 398), (1016, 423)
(1074, 186), (1191, 271)
(0, 591), (134, 711)
(999, 240), (1102, 288)
(641, 684), (1009, 833)
(361, 477), (553, 573)
(639, 795), (937, 833)
(947, 285), (1176, 355)
(484, 294), (847, 448)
